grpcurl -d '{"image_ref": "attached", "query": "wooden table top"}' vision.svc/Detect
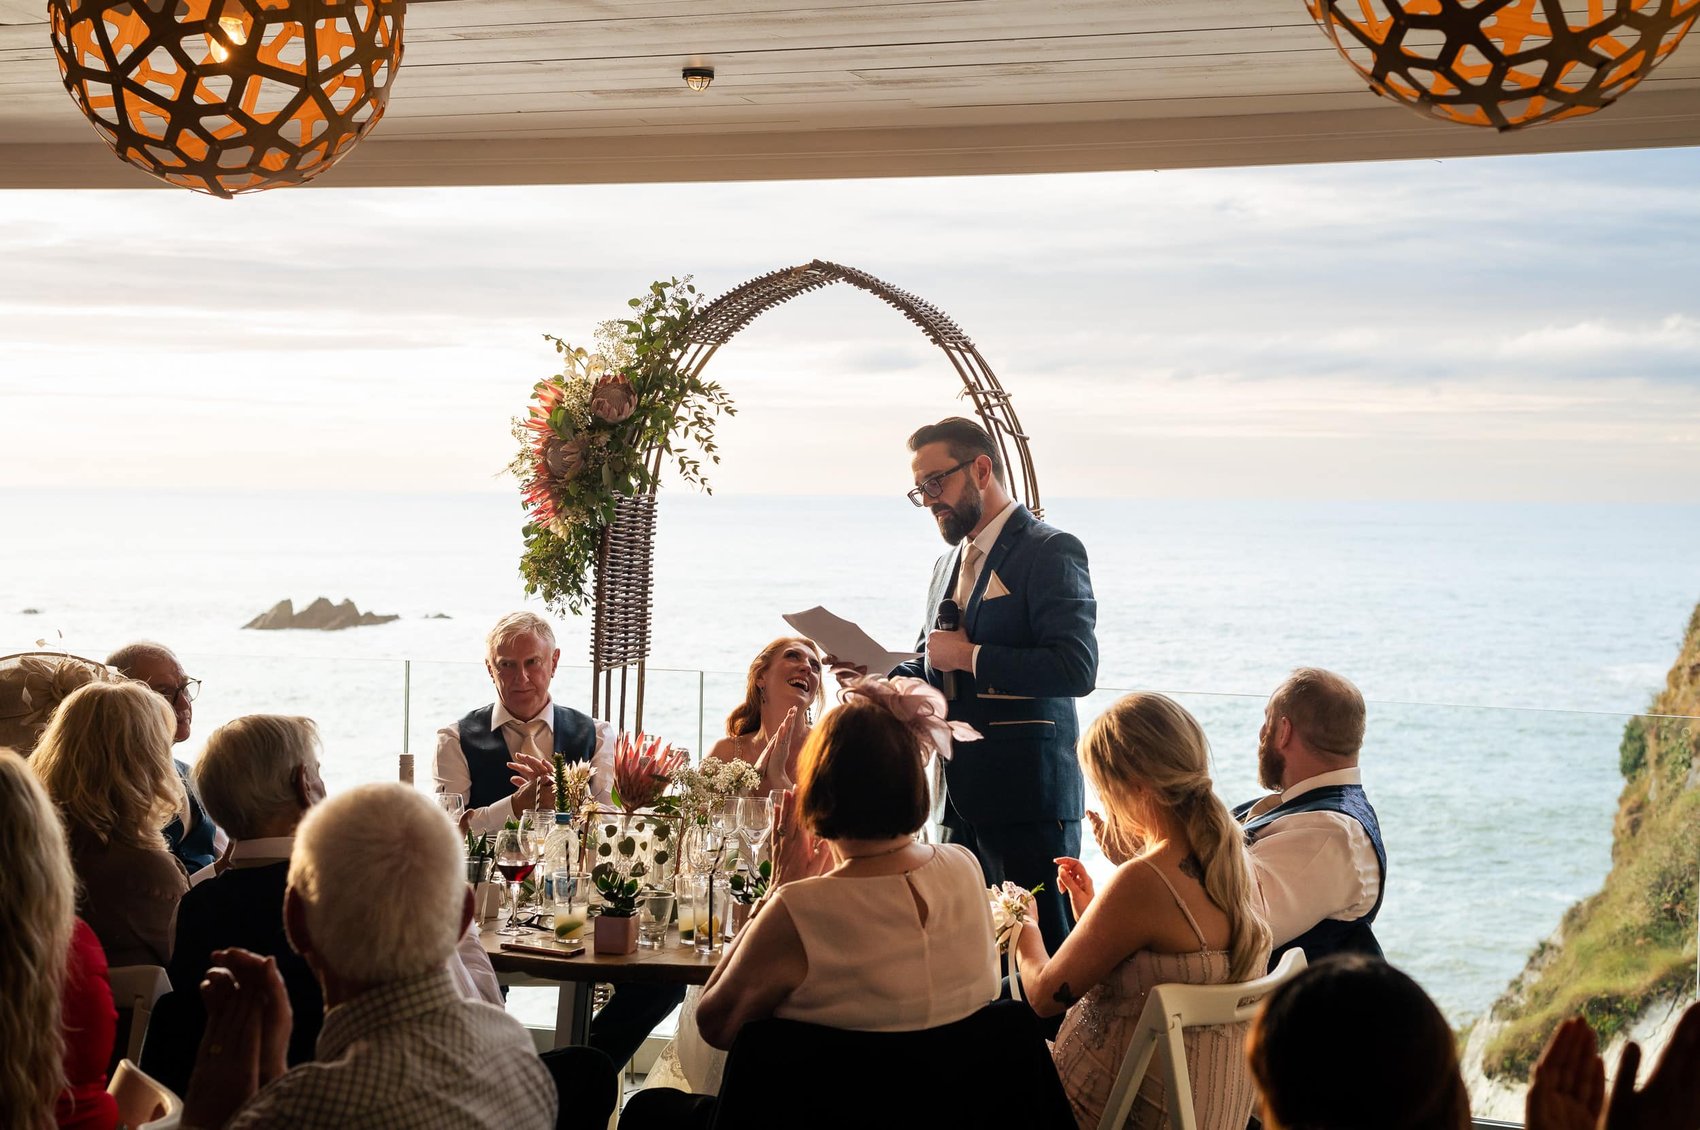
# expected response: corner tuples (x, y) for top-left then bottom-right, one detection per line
(480, 921), (719, 986)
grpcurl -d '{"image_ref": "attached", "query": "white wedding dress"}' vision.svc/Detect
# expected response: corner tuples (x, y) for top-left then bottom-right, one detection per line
(641, 986), (727, 1094)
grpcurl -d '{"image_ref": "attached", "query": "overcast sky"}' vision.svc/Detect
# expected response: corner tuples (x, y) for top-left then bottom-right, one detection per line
(3, 145), (1698, 502)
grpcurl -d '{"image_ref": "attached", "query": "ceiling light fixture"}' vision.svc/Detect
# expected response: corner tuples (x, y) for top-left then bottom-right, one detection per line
(682, 66), (714, 93)
(48, 0), (407, 198)
(1307, 0), (1699, 131)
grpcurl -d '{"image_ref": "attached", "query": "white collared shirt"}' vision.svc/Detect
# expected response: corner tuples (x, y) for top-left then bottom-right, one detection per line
(959, 499), (1018, 677)
(434, 699), (615, 835)
(1243, 767), (1382, 948)
(187, 834), (296, 888)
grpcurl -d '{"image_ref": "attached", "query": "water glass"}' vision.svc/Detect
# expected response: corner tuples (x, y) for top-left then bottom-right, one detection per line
(551, 870), (589, 940)
(677, 874), (705, 944)
(694, 874), (731, 956)
(637, 888), (676, 948)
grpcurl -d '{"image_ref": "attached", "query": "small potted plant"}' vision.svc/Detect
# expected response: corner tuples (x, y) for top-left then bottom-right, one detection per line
(726, 858), (770, 936)
(592, 869), (642, 954)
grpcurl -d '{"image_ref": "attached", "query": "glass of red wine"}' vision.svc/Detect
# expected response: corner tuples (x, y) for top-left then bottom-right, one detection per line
(494, 826), (535, 936)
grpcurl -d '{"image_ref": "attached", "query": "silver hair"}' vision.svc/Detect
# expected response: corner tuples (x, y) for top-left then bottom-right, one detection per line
(289, 783), (464, 983)
(485, 612), (556, 662)
(104, 641), (179, 675)
(193, 715), (320, 841)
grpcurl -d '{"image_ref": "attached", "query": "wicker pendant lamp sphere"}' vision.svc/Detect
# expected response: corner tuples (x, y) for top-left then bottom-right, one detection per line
(49, 0), (405, 198)
(1307, 0), (1699, 130)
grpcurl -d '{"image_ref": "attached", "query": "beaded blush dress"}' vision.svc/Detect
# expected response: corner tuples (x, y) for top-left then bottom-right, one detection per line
(1050, 859), (1266, 1130)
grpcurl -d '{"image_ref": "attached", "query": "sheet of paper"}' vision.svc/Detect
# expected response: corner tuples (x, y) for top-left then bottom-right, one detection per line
(783, 606), (920, 675)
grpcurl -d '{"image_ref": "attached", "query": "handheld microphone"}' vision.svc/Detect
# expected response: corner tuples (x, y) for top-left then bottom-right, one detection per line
(935, 598), (961, 701)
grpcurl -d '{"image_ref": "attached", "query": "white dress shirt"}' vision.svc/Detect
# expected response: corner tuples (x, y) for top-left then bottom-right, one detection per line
(958, 498), (1018, 677)
(1243, 767), (1381, 948)
(434, 698), (615, 835)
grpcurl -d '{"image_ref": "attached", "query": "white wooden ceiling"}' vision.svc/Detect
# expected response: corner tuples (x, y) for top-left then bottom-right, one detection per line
(3, 0), (1698, 189)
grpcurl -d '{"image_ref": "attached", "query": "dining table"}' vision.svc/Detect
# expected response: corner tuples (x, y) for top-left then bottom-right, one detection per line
(480, 919), (720, 1047)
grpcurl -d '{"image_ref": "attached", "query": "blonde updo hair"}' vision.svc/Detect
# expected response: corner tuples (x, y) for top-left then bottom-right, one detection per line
(0, 750), (75, 1128)
(30, 680), (185, 849)
(1079, 693), (1270, 981)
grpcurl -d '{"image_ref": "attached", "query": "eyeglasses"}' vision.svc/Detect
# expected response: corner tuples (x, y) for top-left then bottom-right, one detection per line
(906, 459), (975, 507)
(148, 678), (201, 703)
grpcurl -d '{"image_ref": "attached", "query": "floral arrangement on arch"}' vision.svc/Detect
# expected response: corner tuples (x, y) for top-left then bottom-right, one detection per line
(511, 277), (736, 615)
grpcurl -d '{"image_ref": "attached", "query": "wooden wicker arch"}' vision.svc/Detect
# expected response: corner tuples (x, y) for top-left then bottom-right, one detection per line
(591, 259), (1040, 732)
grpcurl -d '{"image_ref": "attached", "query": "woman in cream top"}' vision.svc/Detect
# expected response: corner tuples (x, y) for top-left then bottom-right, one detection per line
(696, 679), (999, 1048)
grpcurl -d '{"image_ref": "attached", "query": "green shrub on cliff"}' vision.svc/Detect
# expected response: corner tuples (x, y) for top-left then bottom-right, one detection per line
(1482, 601), (1700, 1081)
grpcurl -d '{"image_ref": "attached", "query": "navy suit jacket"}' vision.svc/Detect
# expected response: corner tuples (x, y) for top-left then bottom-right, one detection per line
(893, 504), (1098, 825)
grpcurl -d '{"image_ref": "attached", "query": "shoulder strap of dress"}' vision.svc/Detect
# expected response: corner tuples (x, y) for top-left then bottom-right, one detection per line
(1135, 856), (1210, 947)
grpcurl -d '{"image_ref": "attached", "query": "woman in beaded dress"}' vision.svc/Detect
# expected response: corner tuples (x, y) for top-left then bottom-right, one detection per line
(1012, 693), (1271, 1130)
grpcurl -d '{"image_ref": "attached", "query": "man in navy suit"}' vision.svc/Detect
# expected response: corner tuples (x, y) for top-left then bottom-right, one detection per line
(892, 417), (1098, 951)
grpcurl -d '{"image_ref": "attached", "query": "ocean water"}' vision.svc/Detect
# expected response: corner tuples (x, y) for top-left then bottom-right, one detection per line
(2, 488), (1697, 1024)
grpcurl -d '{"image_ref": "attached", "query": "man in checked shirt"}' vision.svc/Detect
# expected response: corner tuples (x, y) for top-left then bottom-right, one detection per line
(175, 783), (560, 1129)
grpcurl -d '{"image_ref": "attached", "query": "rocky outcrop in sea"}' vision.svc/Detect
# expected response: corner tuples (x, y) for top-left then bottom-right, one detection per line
(243, 597), (399, 631)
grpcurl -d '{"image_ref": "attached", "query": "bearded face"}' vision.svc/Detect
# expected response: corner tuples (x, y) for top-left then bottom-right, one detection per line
(932, 473), (983, 546)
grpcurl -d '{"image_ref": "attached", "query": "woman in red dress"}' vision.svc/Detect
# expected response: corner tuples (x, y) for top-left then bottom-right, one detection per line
(0, 749), (118, 1130)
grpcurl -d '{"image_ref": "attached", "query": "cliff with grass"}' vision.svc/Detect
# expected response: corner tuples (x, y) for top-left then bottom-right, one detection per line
(1461, 601), (1700, 1118)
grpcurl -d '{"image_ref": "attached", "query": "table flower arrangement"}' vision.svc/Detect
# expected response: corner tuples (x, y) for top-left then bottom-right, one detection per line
(585, 732), (688, 954)
(510, 278), (735, 615)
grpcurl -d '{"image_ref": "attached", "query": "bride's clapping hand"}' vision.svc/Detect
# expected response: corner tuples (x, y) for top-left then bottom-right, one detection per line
(1054, 856), (1094, 918)
(754, 706), (800, 795)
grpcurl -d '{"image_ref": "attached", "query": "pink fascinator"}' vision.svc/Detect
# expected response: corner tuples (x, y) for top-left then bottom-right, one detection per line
(841, 675), (981, 764)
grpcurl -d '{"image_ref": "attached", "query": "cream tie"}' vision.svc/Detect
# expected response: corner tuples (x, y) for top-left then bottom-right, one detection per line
(953, 542), (983, 608)
(504, 718), (549, 761)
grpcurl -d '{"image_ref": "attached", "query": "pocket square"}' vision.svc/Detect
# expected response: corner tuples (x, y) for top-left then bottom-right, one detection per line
(982, 570), (1011, 601)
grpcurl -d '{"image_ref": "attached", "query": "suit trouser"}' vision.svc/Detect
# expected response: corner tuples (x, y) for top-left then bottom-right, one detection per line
(591, 981), (687, 1071)
(940, 796), (1081, 954)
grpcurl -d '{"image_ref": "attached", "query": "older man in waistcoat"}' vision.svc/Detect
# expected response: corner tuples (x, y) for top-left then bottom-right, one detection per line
(434, 611), (679, 1073)
(434, 612), (615, 832)
(1234, 667), (1387, 970)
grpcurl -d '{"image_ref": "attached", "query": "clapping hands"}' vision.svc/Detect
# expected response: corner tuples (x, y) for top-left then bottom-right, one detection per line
(753, 707), (802, 796)
(181, 948), (294, 1128)
(1526, 1002), (1700, 1130)
(507, 750), (556, 812)
(1054, 856), (1095, 919)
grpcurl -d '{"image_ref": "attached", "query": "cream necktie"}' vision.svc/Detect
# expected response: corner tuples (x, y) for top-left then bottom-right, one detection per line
(504, 718), (549, 760)
(953, 542), (983, 608)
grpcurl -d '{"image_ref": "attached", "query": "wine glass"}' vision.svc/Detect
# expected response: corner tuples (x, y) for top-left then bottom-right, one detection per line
(493, 827), (535, 936)
(737, 795), (774, 861)
(434, 792), (465, 828)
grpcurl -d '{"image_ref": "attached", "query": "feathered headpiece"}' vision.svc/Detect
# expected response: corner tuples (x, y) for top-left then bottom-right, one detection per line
(839, 675), (981, 764)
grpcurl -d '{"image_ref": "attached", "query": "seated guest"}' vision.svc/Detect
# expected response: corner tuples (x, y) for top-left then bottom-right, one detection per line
(707, 636), (832, 884)
(167, 715), (329, 1075)
(1234, 667), (1384, 968)
(434, 611), (614, 833)
(178, 783), (555, 1130)
(434, 611), (670, 1071)
(108, 642), (226, 873)
(32, 681), (189, 967)
(1012, 692), (1270, 1130)
(1, 749), (119, 1130)
(625, 678), (1000, 1129)
(1247, 955), (1469, 1130)
(0, 652), (115, 754)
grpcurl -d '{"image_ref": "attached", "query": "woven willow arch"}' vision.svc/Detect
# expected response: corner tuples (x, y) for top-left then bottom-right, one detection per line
(592, 259), (1040, 731)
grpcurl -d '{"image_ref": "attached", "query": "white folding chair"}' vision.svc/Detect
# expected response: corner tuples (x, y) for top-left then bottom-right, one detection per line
(106, 965), (171, 1064)
(108, 1058), (182, 1130)
(1096, 948), (1308, 1130)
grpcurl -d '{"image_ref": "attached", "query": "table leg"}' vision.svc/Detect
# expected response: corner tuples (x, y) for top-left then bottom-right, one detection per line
(555, 982), (593, 1047)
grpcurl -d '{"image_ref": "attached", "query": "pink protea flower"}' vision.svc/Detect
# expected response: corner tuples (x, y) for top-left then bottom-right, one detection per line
(613, 731), (686, 811)
(589, 373), (637, 423)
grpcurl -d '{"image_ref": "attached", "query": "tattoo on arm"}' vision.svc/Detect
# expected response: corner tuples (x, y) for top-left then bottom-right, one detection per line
(1051, 983), (1079, 1008)
(1180, 854), (1205, 883)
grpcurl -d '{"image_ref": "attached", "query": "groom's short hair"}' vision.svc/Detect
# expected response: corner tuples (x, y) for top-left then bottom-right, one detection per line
(908, 417), (1005, 488)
